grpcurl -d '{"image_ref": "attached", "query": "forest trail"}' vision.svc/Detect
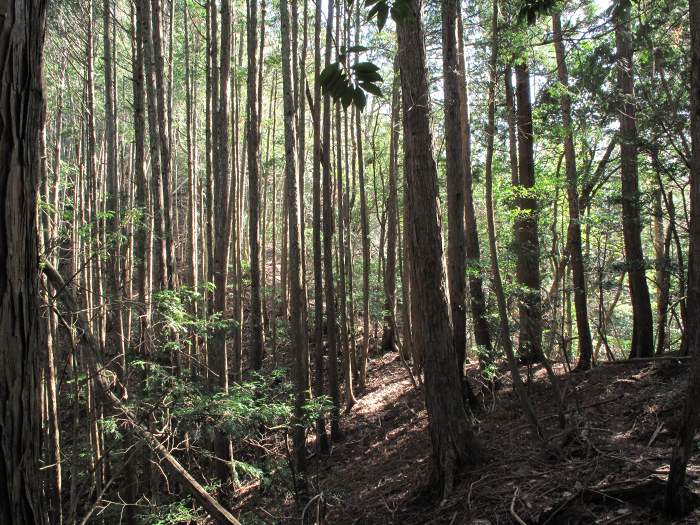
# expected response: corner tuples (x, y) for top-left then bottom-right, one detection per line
(293, 353), (700, 524)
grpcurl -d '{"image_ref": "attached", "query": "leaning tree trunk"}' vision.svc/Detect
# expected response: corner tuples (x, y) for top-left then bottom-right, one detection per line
(664, 0), (700, 515)
(0, 0), (48, 522)
(396, 0), (481, 497)
(615, 0), (654, 358)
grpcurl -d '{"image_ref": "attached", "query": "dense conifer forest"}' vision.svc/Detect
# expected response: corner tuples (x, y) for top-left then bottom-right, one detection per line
(2, 0), (700, 522)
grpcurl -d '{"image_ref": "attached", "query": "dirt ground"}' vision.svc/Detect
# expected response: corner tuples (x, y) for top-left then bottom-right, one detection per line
(237, 350), (700, 524)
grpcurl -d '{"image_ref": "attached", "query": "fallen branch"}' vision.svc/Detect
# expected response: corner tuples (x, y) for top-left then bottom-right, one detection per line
(43, 261), (241, 525)
(510, 487), (527, 525)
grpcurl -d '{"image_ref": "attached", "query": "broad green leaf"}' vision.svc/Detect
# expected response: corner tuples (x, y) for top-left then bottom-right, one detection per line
(357, 70), (383, 83)
(353, 87), (367, 111)
(352, 61), (380, 73)
(359, 81), (382, 97)
(319, 62), (339, 84)
(341, 85), (355, 109)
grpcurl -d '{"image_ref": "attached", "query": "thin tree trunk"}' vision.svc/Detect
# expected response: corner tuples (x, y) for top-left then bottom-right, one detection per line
(653, 189), (672, 355)
(247, 0), (265, 370)
(457, 12), (493, 366)
(355, 3), (371, 390)
(312, 0), (330, 450)
(335, 27), (356, 408)
(504, 66), (519, 187)
(184, 2), (199, 372)
(552, 12), (594, 369)
(323, 0), (341, 440)
(382, 63), (400, 355)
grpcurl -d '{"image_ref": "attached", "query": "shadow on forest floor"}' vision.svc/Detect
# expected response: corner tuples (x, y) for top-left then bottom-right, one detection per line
(235, 351), (700, 524)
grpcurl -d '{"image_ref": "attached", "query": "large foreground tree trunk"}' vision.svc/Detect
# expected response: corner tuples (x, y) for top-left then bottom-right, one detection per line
(0, 1), (48, 522)
(664, 0), (700, 515)
(396, 0), (481, 497)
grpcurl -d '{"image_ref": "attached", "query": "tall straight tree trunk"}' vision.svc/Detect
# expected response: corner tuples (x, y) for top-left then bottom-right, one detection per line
(335, 36), (356, 408)
(298, 0), (309, 280)
(150, 0), (176, 288)
(133, 0), (152, 345)
(103, 0), (123, 364)
(355, 4), (371, 390)
(441, 0), (469, 384)
(382, 63), (400, 354)
(396, 0), (481, 496)
(205, 0), (218, 339)
(552, 12), (594, 369)
(514, 62), (542, 362)
(0, 0), (48, 521)
(312, 0), (330, 450)
(664, 0), (700, 515)
(141, 0), (167, 292)
(280, 0), (311, 491)
(323, 0), (341, 440)
(45, 49), (66, 525)
(504, 66), (519, 187)
(247, 0), (265, 370)
(126, 3), (149, 519)
(232, 28), (245, 383)
(85, 4), (107, 492)
(614, 0), (654, 358)
(184, 2), (199, 372)
(86, 0), (106, 353)
(211, 0), (234, 482)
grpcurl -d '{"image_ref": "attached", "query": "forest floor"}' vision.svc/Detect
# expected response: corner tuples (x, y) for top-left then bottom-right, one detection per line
(236, 350), (700, 524)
